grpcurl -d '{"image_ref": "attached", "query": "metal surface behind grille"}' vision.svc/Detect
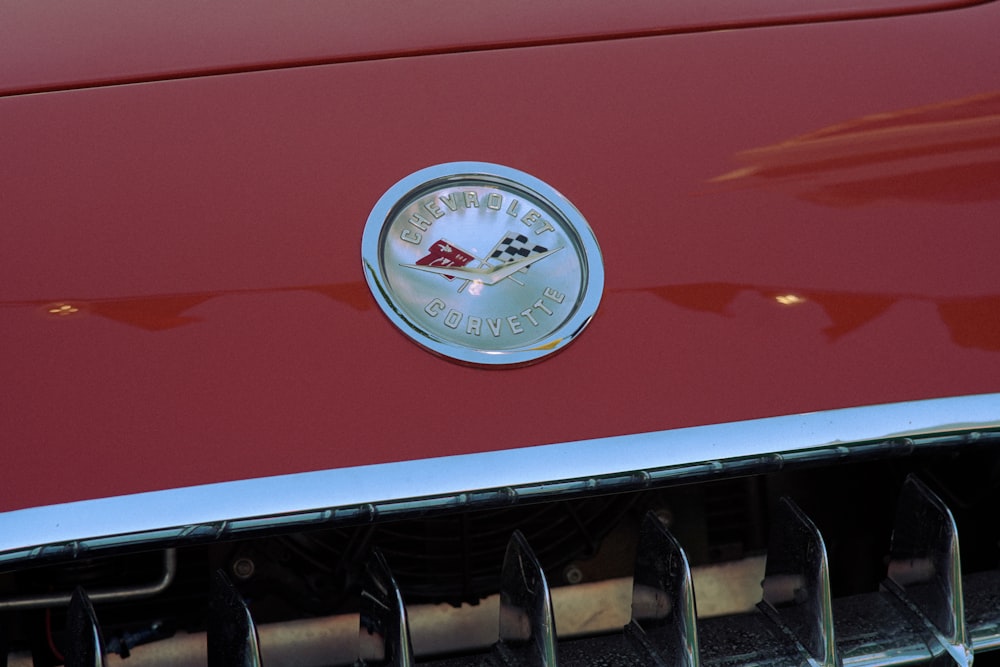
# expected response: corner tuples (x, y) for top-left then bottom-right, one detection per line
(48, 475), (1000, 666)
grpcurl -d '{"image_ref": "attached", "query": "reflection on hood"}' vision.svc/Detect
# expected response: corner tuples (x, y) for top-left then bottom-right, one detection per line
(626, 283), (1000, 352)
(711, 92), (1000, 206)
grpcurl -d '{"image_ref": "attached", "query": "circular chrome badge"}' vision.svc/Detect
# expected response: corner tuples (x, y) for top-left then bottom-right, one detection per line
(362, 162), (603, 365)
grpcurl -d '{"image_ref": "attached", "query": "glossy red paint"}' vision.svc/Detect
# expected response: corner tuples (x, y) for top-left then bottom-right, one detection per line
(2, 3), (999, 513)
(0, 0), (991, 96)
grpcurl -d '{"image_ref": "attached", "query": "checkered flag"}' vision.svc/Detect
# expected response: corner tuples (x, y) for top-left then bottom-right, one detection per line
(488, 234), (548, 266)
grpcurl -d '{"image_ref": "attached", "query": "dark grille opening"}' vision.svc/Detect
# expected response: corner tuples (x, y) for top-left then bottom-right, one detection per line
(3, 434), (1000, 665)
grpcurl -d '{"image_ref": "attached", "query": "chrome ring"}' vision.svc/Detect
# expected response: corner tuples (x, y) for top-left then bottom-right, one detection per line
(361, 162), (604, 365)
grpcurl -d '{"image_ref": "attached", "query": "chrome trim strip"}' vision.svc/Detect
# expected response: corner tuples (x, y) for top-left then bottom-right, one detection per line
(1, 394), (998, 563)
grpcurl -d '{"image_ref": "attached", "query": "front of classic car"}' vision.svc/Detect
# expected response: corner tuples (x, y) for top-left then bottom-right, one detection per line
(2, 1), (1000, 665)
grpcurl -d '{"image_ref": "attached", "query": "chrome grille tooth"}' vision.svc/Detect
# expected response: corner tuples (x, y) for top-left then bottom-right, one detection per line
(758, 497), (839, 667)
(207, 570), (263, 667)
(627, 510), (699, 666)
(880, 475), (972, 666)
(495, 530), (558, 666)
(696, 499), (827, 666)
(65, 587), (106, 667)
(359, 549), (415, 666)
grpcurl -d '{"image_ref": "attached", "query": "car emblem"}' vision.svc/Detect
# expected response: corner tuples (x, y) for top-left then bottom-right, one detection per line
(362, 162), (604, 365)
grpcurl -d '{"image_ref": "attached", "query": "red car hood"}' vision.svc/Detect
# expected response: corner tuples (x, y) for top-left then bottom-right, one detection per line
(2, 1), (1000, 517)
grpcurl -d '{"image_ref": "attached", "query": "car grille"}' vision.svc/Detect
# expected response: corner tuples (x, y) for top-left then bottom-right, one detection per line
(3, 411), (1000, 666)
(7, 448), (1000, 666)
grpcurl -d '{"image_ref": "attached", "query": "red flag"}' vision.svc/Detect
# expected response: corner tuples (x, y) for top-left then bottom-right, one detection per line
(415, 239), (476, 280)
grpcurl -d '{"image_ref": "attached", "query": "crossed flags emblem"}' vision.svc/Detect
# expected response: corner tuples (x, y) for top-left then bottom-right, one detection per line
(414, 234), (549, 288)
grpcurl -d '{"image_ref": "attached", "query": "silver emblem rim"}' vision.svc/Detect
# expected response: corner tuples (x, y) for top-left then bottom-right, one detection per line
(361, 162), (604, 366)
